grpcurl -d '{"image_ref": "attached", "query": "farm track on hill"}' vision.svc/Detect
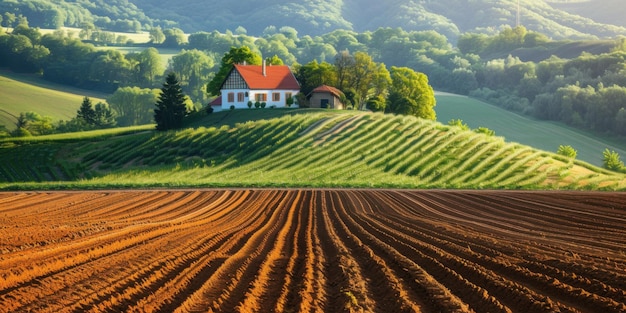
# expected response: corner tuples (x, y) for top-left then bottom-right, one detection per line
(0, 189), (624, 312)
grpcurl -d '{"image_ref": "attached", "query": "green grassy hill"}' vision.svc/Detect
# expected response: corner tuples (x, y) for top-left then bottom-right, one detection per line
(435, 93), (626, 167)
(1, 109), (624, 190)
(0, 71), (107, 129)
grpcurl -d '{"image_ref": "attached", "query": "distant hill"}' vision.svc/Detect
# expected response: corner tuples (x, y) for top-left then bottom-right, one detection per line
(1, 110), (624, 190)
(0, 71), (107, 129)
(547, 0), (626, 28)
(4, 0), (626, 41)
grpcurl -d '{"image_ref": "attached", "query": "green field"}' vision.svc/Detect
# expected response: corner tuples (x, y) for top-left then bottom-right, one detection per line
(1, 109), (624, 190)
(435, 93), (626, 167)
(0, 71), (107, 129)
(38, 27), (152, 43)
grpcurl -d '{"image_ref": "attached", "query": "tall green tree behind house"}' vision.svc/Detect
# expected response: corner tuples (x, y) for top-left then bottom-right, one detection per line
(155, 73), (188, 131)
(206, 46), (262, 96)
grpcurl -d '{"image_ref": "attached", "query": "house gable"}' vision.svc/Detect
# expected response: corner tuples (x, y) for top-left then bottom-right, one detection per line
(221, 69), (249, 90)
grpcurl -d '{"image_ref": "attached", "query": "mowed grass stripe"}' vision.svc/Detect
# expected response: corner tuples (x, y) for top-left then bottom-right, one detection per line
(1, 111), (625, 190)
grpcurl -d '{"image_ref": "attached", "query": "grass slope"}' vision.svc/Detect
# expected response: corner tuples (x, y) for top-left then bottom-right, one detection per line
(1, 109), (624, 190)
(0, 71), (107, 129)
(435, 93), (626, 167)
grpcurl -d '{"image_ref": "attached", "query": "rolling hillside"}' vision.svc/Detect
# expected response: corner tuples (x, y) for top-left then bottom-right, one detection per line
(5, 0), (626, 41)
(1, 110), (624, 190)
(0, 71), (107, 129)
(435, 93), (626, 167)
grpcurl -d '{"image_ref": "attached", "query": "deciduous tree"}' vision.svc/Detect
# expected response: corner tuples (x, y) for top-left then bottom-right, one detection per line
(149, 26), (165, 44)
(206, 46), (262, 96)
(108, 86), (160, 126)
(386, 66), (436, 120)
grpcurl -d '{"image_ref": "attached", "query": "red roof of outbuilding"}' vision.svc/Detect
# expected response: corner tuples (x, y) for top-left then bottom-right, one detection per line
(310, 85), (344, 98)
(209, 97), (221, 106)
(233, 64), (300, 90)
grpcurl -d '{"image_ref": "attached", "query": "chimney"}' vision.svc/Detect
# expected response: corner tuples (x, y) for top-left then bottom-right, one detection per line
(262, 59), (266, 77)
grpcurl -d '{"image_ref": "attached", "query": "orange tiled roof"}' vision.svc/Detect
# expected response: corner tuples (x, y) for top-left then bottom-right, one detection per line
(310, 85), (344, 98)
(233, 64), (300, 90)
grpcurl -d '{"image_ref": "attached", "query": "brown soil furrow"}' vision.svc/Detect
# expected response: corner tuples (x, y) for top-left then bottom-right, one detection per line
(365, 190), (625, 313)
(0, 189), (623, 312)
(237, 190), (303, 312)
(364, 191), (590, 312)
(172, 190), (295, 312)
(274, 190), (311, 312)
(327, 190), (431, 312)
(131, 192), (279, 312)
(295, 190), (325, 313)
(317, 190), (376, 312)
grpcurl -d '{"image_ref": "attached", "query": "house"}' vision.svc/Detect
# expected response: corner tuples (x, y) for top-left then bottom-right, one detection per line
(308, 85), (345, 110)
(216, 61), (300, 111)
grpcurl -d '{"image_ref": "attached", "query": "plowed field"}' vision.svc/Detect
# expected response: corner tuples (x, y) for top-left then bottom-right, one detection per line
(0, 190), (624, 313)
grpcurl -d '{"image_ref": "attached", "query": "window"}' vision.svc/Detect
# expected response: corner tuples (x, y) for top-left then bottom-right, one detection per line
(272, 92), (280, 101)
(237, 92), (245, 102)
(255, 93), (267, 102)
(227, 92), (234, 103)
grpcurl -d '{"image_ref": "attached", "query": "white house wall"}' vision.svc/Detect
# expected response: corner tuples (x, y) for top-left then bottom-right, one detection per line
(221, 89), (300, 110)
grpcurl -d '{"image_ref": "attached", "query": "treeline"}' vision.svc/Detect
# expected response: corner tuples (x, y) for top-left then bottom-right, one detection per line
(0, 0), (172, 32)
(1, 22), (626, 138)
(458, 27), (626, 136)
(0, 96), (116, 138)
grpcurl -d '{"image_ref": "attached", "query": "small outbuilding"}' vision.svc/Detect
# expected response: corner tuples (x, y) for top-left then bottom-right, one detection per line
(308, 85), (345, 110)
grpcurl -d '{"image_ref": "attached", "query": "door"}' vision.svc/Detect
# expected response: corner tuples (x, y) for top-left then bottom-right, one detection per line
(320, 99), (329, 109)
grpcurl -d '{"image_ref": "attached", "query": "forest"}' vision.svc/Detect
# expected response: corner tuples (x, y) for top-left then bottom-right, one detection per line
(1, 0), (625, 40)
(2, 9), (626, 140)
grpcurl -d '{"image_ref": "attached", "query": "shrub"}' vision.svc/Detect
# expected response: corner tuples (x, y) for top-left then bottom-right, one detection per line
(602, 149), (625, 171)
(448, 119), (469, 131)
(230, 105), (235, 110)
(557, 145), (577, 158)
(474, 127), (495, 136)
(254, 101), (261, 109)
(206, 106), (214, 115)
(247, 101), (253, 109)
(261, 102), (266, 108)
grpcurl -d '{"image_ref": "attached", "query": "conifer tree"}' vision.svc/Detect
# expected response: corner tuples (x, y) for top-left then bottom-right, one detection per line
(154, 73), (187, 130)
(77, 97), (96, 125)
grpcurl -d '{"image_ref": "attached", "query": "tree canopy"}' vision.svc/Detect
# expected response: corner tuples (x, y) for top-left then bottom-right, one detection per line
(206, 46), (262, 96)
(386, 67), (436, 120)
